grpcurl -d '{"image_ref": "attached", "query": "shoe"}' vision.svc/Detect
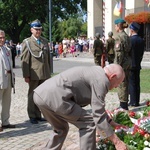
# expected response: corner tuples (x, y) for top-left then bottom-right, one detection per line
(30, 118), (38, 124)
(2, 124), (16, 128)
(120, 102), (128, 110)
(0, 127), (3, 132)
(128, 103), (140, 107)
(36, 117), (46, 121)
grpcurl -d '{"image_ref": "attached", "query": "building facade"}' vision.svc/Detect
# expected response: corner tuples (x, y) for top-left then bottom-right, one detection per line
(87, 0), (149, 40)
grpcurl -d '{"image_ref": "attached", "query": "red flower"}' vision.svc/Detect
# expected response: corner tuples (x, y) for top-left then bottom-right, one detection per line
(125, 11), (150, 23)
(128, 111), (136, 117)
(146, 101), (150, 106)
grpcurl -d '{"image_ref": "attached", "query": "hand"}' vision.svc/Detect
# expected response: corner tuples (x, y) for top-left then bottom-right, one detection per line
(115, 140), (128, 150)
(25, 77), (30, 83)
(109, 134), (128, 150)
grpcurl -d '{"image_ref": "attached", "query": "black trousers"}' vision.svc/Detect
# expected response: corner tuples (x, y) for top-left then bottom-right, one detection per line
(129, 69), (140, 105)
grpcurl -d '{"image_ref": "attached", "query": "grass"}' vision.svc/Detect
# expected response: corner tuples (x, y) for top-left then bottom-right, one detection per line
(140, 69), (150, 93)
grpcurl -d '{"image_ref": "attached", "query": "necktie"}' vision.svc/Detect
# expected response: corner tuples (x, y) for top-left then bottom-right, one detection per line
(37, 39), (41, 45)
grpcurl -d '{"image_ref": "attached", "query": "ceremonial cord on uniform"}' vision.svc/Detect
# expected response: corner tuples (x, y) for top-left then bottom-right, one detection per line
(25, 39), (43, 58)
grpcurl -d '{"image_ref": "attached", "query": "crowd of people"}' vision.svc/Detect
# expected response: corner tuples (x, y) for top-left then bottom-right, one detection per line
(52, 36), (95, 58)
(0, 18), (145, 150)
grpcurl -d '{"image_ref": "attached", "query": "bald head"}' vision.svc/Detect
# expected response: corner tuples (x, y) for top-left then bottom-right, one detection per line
(104, 64), (125, 90)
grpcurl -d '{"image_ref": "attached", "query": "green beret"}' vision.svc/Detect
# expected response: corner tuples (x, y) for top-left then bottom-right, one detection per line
(114, 18), (126, 24)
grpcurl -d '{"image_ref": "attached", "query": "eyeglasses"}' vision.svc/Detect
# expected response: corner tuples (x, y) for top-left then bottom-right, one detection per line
(0, 37), (5, 39)
(33, 28), (42, 31)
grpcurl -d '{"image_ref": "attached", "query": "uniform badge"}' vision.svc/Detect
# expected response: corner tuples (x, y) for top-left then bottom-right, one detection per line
(115, 43), (120, 48)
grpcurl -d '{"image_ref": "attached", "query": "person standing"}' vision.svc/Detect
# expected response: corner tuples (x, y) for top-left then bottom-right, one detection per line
(93, 33), (104, 66)
(9, 40), (17, 68)
(16, 42), (21, 57)
(114, 18), (131, 110)
(129, 22), (145, 107)
(21, 19), (51, 124)
(0, 30), (15, 132)
(106, 31), (115, 64)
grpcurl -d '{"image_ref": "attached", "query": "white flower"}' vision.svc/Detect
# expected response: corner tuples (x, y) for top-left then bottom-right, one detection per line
(102, 144), (106, 147)
(143, 147), (150, 150)
(144, 141), (149, 146)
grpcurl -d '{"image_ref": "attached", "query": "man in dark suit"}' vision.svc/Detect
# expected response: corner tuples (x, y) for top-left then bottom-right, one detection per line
(129, 22), (145, 107)
(21, 19), (51, 124)
(33, 64), (128, 150)
(8, 40), (16, 68)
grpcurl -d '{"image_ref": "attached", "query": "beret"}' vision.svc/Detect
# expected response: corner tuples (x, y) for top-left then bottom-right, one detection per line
(30, 19), (42, 29)
(129, 22), (140, 31)
(114, 18), (126, 24)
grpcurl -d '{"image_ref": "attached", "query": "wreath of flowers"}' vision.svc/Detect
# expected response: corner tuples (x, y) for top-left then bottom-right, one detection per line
(97, 99), (150, 150)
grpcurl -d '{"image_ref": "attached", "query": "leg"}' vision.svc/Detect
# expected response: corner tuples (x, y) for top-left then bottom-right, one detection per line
(33, 93), (69, 150)
(69, 109), (96, 150)
(28, 80), (45, 119)
(2, 74), (12, 125)
(118, 69), (130, 110)
(129, 70), (140, 106)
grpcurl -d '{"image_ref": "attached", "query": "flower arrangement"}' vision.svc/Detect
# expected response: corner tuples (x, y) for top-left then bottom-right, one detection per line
(125, 12), (150, 23)
(97, 100), (150, 150)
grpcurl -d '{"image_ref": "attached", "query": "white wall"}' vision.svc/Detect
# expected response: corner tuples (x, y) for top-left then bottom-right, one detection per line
(87, 0), (94, 38)
(105, 0), (113, 39)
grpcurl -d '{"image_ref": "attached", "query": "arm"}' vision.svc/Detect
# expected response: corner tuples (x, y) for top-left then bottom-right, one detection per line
(21, 40), (31, 82)
(109, 133), (128, 150)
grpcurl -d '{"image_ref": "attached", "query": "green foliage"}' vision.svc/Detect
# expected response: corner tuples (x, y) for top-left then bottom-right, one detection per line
(49, 16), (87, 42)
(0, 0), (87, 43)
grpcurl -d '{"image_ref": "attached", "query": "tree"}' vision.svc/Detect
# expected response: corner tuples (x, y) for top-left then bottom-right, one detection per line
(0, 0), (87, 43)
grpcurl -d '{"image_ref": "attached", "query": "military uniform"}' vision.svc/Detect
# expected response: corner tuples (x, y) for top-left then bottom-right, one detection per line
(114, 30), (131, 110)
(129, 22), (145, 107)
(106, 37), (115, 64)
(93, 38), (104, 66)
(21, 20), (51, 123)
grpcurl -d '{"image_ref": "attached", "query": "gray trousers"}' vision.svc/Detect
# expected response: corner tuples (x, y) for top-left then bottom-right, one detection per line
(33, 92), (96, 150)
(0, 74), (12, 126)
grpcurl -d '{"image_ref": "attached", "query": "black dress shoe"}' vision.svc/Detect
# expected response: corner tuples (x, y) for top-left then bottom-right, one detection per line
(36, 117), (46, 121)
(30, 118), (38, 124)
(128, 103), (140, 107)
(0, 127), (3, 132)
(120, 102), (128, 110)
(2, 124), (16, 128)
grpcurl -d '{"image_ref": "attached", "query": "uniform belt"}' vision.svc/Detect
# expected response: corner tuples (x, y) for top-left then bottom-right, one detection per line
(7, 70), (11, 73)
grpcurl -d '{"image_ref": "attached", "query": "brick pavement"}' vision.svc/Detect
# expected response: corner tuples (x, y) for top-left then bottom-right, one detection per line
(0, 52), (150, 150)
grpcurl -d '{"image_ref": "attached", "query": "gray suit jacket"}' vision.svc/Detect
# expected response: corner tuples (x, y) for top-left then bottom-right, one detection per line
(21, 35), (51, 80)
(0, 46), (14, 89)
(34, 66), (114, 138)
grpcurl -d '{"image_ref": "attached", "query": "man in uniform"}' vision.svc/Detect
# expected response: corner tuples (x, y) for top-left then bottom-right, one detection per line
(129, 22), (145, 107)
(93, 33), (104, 66)
(114, 18), (131, 110)
(21, 19), (51, 124)
(106, 31), (115, 64)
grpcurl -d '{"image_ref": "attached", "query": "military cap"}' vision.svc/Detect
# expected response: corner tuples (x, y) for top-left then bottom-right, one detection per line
(129, 22), (140, 31)
(108, 31), (113, 37)
(95, 33), (100, 38)
(114, 18), (126, 24)
(30, 19), (42, 29)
